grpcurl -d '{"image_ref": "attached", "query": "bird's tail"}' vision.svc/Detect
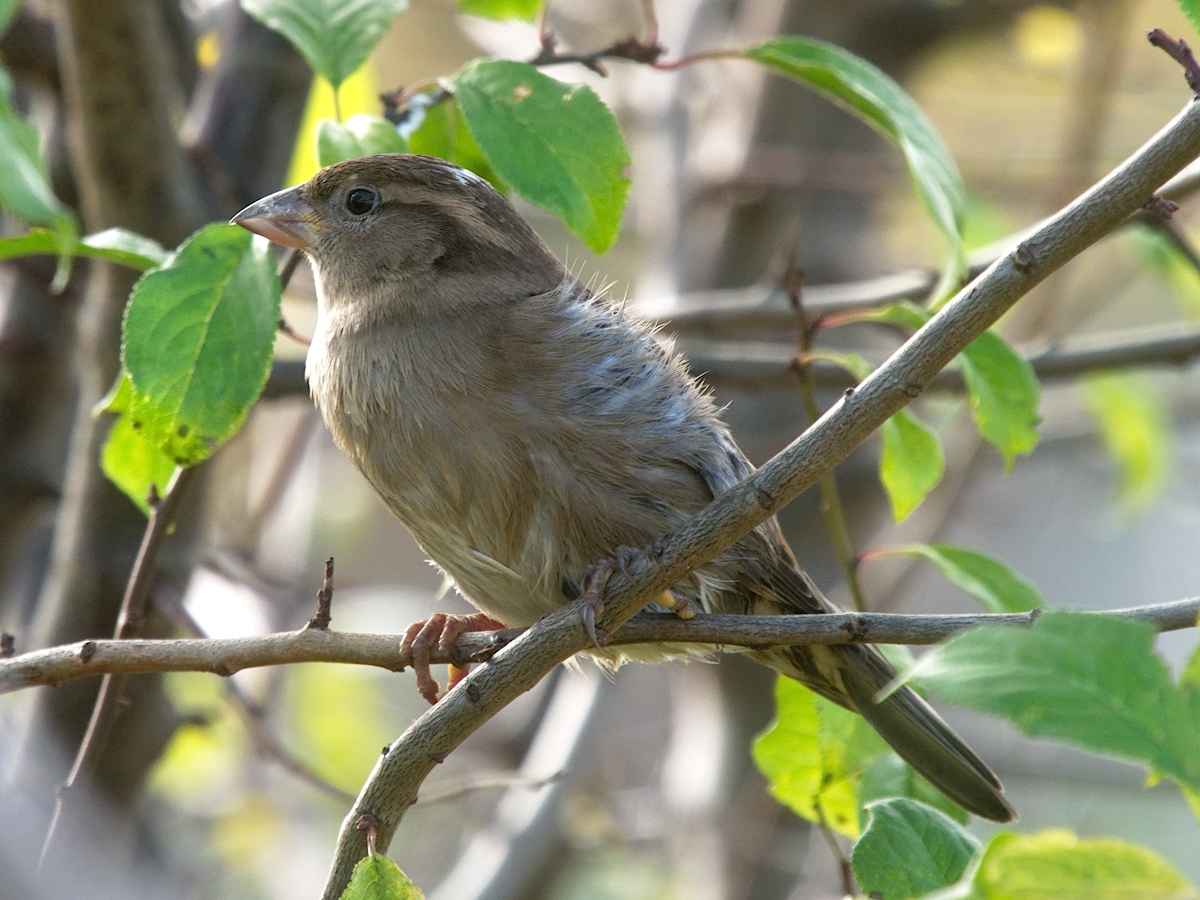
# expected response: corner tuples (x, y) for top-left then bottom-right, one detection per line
(759, 641), (1016, 823)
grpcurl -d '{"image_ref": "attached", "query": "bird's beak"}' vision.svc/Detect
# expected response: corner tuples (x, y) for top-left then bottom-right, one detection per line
(232, 186), (318, 249)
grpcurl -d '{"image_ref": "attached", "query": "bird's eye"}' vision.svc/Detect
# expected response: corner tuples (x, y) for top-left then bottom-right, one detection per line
(345, 187), (379, 216)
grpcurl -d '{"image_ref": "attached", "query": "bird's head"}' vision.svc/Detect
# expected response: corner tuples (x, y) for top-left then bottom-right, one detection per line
(233, 154), (565, 317)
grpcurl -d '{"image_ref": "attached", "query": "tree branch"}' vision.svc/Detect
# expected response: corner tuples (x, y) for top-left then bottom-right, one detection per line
(3, 598), (1197, 695)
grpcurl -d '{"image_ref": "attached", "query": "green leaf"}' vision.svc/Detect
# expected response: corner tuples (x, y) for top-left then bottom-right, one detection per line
(752, 677), (888, 838)
(1178, 1), (1200, 37)
(0, 71), (77, 266)
(880, 409), (944, 522)
(340, 853), (424, 900)
(892, 543), (1044, 613)
(0, 227), (168, 271)
(450, 60), (631, 253)
(240, 0), (408, 89)
(868, 304), (1040, 467)
(1080, 371), (1173, 514)
(859, 752), (968, 824)
(744, 37), (965, 273)
(97, 375), (178, 515)
(316, 115), (407, 168)
(960, 830), (1198, 900)
(852, 798), (979, 900)
(0, 0), (19, 36)
(909, 612), (1200, 795)
(959, 331), (1040, 469)
(121, 224), (281, 465)
(458, 0), (542, 20)
(406, 98), (506, 190)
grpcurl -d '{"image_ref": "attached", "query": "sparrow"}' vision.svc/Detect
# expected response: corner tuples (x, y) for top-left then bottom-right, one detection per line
(233, 153), (1015, 823)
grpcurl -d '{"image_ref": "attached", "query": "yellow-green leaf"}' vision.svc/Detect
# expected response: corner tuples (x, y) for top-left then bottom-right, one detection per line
(1080, 370), (1172, 515)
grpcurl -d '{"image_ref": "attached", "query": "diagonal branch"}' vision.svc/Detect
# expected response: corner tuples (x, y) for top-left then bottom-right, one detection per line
(313, 98), (1200, 900)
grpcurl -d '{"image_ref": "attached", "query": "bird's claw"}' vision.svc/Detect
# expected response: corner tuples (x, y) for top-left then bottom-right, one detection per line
(399, 612), (505, 704)
(580, 546), (640, 648)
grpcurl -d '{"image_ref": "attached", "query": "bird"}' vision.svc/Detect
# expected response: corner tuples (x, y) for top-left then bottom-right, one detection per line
(233, 153), (1015, 823)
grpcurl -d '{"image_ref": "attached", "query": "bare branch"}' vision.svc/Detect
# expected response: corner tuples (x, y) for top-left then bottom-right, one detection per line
(3, 599), (1197, 695)
(39, 465), (198, 868)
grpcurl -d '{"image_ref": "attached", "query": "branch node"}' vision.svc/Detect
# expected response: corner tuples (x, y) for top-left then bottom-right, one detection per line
(1144, 194), (1180, 219)
(428, 752), (446, 764)
(755, 487), (775, 510)
(1012, 243), (1036, 274)
(355, 814), (379, 857)
(307, 558), (334, 630)
(381, 744), (390, 756)
(0, 632), (13, 658)
(212, 661), (232, 677)
(464, 682), (482, 703)
(843, 613), (868, 642)
(78, 640), (96, 663)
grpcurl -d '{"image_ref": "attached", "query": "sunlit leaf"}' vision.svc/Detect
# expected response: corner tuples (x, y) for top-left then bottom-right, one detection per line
(744, 37), (965, 273)
(122, 224), (281, 464)
(959, 830), (1198, 900)
(889, 543), (1044, 613)
(450, 60), (630, 252)
(98, 375), (178, 515)
(241, 0), (407, 89)
(880, 409), (944, 522)
(316, 115), (407, 167)
(0, 227), (168, 271)
(458, 0), (542, 20)
(340, 853), (424, 900)
(851, 798), (978, 900)
(959, 331), (1040, 469)
(753, 677), (888, 838)
(1080, 370), (1173, 514)
(909, 612), (1200, 795)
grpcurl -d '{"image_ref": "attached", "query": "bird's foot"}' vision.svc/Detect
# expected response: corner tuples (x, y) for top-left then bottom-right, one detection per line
(400, 612), (505, 704)
(580, 546), (639, 648)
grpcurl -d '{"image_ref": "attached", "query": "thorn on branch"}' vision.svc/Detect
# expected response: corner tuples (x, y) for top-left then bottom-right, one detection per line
(1148, 29), (1200, 95)
(307, 558), (334, 630)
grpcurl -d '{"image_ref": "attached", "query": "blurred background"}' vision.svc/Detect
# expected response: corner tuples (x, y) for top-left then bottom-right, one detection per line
(2, 1), (1200, 898)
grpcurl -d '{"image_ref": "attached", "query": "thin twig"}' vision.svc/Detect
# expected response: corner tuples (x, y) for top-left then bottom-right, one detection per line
(528, 32), (665, 77)
(1148, 29), (1200, 94)
(38, 464), (198, 868)
(4, 598), (1197, 694)
(814, 805), (855, 898)
(307, 557), (334, 631)
(783, 248), (867, 611)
